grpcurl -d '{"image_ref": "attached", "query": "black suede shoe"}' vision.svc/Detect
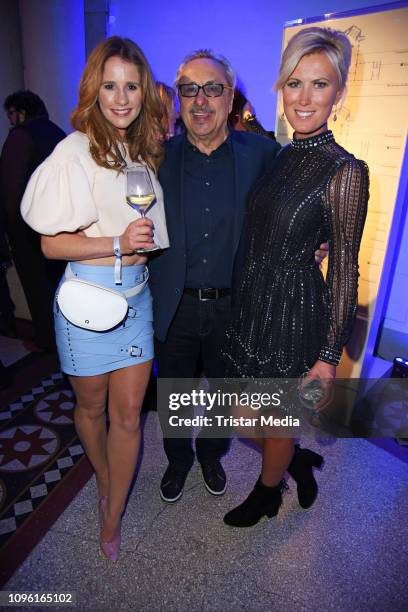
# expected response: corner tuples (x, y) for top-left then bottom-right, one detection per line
(224, 478), (288, 527)
(200, 460), (227, 495)
(287, 444), (324, 509)
(160, 465), (190, 503)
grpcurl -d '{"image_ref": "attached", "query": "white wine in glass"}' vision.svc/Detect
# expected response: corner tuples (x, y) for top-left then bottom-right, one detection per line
(125, 166), (158, 252)
(126, 193), (155, 211)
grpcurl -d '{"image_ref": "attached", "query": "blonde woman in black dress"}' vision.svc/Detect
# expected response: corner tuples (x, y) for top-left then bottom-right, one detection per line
(223, 27), (369, 527)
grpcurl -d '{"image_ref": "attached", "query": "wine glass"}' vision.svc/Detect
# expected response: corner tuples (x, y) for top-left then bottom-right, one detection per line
(298, 372), (334, 416)
(297, 373), (325, 411)
(125, 165), (158, 252)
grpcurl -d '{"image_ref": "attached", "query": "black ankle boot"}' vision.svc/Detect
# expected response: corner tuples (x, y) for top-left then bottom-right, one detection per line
(287, 444), (324, 509)
(223, 478), (288, 527)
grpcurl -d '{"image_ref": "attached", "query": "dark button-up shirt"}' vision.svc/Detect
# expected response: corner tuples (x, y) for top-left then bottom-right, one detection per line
(183, 134), (235, 288)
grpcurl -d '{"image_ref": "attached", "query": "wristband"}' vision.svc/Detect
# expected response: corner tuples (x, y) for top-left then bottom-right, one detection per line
(113, 236), (122, 285)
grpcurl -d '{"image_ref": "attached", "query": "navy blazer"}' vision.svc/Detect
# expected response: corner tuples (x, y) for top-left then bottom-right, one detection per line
(149, 130), (280, 342)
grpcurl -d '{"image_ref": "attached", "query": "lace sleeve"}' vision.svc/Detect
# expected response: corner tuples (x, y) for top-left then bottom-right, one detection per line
(318, 157), (369, 365)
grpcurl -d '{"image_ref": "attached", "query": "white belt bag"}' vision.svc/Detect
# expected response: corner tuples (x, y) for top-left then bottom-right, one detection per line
(56, 263), (149, 332)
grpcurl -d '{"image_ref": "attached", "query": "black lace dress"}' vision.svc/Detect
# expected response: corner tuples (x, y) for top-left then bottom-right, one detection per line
(224, 131), (369, 378)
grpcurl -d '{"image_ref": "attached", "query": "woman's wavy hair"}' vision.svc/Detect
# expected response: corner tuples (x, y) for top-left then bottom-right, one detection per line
(71, 37), (164, 172)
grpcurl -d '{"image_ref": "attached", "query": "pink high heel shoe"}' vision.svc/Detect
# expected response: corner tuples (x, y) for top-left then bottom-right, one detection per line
(98, 496), (107, 528)
(99, 499), (121, 562)
(100, 531), (121, 562)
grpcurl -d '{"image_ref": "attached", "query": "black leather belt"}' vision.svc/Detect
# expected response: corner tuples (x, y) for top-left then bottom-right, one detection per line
(184, 287), (231, 301)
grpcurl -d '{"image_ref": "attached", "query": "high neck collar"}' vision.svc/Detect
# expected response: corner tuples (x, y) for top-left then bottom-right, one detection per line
(291, 130), (335, 150)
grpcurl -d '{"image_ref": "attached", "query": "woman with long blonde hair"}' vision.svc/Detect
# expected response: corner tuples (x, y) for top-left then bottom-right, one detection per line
(21, 37), (169, 560)
(223, 27), (368, 527)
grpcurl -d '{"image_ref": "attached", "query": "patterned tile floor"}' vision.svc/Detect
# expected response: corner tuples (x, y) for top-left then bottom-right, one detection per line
(0, 335), (92, 586)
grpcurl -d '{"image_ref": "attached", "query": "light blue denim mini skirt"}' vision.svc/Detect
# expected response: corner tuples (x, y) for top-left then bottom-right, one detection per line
(54, 262), (153, 376)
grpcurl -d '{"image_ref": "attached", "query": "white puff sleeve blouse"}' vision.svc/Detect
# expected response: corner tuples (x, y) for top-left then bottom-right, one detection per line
(21, 131), (169, 249)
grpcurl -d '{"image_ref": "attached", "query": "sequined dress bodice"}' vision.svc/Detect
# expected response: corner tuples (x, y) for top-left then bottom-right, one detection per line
(224, 131), (369, 378)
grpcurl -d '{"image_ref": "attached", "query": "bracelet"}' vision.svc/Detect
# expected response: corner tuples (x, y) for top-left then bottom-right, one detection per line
(113, 236), (122, 285)
(113, 236), (121, 258)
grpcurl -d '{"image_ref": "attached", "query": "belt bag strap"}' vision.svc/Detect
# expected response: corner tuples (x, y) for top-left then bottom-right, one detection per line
(65, 263), (149, 298)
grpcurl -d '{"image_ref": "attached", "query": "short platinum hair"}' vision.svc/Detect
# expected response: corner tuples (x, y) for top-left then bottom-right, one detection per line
(175, 49), (237, 88)
(275, 27), (352, 91)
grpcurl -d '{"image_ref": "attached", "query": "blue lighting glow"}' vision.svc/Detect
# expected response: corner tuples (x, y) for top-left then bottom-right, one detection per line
(394, 357), (408, 366)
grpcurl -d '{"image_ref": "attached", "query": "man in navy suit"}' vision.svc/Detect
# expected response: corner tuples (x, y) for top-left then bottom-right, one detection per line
(148, 50), (282, 503)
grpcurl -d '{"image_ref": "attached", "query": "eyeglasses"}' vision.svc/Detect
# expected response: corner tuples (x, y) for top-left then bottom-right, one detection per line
(178, 82), (233, 98)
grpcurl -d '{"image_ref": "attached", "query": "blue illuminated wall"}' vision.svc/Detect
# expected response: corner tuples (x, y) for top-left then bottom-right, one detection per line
(377, 206), (408, 360)
(18, 0), (86, 135)
(108, 0), (389, 129)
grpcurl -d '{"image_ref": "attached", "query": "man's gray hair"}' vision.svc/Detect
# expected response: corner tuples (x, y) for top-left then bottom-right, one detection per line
(175, 49), (236, 88)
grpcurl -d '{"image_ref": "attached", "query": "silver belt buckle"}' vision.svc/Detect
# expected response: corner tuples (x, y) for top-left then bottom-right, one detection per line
(198, 288), (218, 301)
(129, 346), (142, 357)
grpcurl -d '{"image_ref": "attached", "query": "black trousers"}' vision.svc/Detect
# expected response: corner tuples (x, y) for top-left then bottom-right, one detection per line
(155, 292), (231, 470)
(9, 218), (65, 349)
(0, 230), (15, 327)
(0, 266), (15, 321)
